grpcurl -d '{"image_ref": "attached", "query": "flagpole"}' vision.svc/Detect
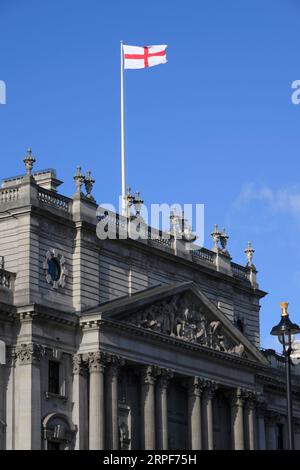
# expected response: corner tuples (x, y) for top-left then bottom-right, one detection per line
(120, 40), (126, 216)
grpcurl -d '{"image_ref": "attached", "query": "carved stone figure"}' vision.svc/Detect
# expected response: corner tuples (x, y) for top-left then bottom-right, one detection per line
(119, 422), (130, 450)
(129, 293), (245, 357)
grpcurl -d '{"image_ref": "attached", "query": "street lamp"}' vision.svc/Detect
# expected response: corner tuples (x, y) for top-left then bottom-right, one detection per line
(270, 302), (300, 450)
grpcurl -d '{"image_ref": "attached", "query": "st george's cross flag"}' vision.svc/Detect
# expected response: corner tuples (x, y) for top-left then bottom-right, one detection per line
(123, 44), (168, 69)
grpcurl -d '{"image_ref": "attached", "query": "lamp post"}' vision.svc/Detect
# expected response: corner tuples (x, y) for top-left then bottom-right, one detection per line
(270, 302), (300, 450)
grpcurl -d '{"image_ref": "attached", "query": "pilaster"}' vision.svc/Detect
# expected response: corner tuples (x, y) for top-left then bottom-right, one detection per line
(72, 354), (88, 449)
(15, 343), (43, 449)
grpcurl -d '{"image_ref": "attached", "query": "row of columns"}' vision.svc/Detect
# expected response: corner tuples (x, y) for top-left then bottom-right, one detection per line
(74, 352), (276, 450)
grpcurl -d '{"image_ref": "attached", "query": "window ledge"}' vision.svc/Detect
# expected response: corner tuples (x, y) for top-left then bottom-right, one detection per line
(45, 392), (67, 403)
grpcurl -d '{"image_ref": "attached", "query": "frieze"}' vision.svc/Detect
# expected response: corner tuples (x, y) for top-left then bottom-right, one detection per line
(128, 293), (245, 357)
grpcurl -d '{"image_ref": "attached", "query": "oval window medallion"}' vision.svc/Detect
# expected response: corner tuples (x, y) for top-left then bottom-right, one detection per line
(43, 249), (68, 289)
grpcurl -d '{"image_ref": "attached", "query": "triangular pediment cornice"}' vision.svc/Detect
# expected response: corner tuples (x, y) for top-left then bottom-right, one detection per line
(81, 282), (268, 365)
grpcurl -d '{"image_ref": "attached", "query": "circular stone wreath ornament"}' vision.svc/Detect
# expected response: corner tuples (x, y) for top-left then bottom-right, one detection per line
(43, 249), (68, 289)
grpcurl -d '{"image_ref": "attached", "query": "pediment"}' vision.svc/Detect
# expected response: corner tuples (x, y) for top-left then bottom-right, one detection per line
(83, 282), (268, 365)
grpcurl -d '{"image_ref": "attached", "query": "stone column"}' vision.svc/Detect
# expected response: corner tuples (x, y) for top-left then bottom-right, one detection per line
(245, 393), (257, 450)
(156, 369), (173, 450)
(141, 365), (157, 450)
(265, 413), (278, 450)
(256, 399), (266, 450)
(105, 355), (125, 450)
(3, 346), (16, 450)
(187, 377), (204, 450)
(72, 354), (88, 450)
(202, 380), (217, 450)
(231, 388), (245, 450)
(15, 343), (43, 450)
(88, 351), (106, 450)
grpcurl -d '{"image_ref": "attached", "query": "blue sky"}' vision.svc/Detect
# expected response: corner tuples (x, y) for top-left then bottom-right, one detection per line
(1, 0), (300, 350)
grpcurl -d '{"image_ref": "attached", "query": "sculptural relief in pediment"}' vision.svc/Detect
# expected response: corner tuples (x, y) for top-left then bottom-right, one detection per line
(127, 293), (245, 357)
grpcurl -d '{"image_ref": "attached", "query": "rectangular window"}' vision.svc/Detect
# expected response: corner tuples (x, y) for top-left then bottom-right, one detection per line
(48, 361), (60, 394)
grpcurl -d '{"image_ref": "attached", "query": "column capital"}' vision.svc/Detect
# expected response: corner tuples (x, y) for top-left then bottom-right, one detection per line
(231, 387), (258, 409)
(244, 390), (259, 410)
(16, 343), (44, 365)
(87, 351), (106, 373)
(188, 376), (206, 397)
(72, 353), (88, 376)
(140, 365), (159, 386)
(105, 353), (125, 376)
(256, 396), (267, 417)
(157, 368), (174, 389)
(203, 379), (218, 399)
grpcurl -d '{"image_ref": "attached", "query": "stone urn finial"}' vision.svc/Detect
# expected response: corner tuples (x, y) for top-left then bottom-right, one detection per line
(220, 227), (229, 255)
(73, 166), (85, 194)
(133, 191), (144, 217)
(169, 209), (181, 238)
(245, 241), (255, 267)
(211, 224), (221, 252)
(124, 187), (135, 217)
(84, 170), (96, 202)
(23, 148), (36, 175)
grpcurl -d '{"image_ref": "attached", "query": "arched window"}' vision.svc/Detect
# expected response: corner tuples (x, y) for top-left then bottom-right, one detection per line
(42, 413), (76, 450)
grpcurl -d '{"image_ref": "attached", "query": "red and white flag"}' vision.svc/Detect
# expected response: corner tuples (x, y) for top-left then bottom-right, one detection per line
(123, 44), (168, 69)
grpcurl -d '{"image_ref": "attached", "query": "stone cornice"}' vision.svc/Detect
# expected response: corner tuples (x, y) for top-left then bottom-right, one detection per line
(15, 304), (78, 327)
(32, 203), (73, 224)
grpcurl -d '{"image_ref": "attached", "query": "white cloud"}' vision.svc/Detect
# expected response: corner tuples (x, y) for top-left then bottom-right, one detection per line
(234, 183), (300, 218)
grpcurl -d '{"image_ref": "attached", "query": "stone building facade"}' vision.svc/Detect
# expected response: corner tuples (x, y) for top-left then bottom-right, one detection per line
(0, 153), (300, 450)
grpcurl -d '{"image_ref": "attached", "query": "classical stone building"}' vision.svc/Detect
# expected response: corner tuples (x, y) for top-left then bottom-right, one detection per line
(0, 151), (300, 450)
